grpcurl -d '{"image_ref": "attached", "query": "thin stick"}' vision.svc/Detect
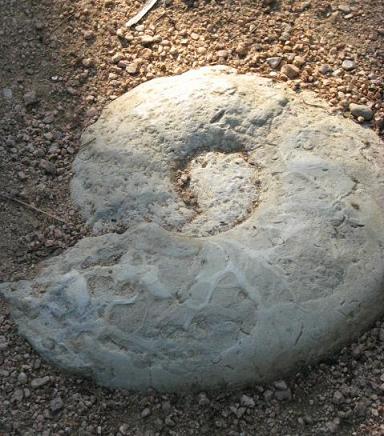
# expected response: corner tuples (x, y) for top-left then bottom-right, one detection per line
(301, 97), (327, 110)
(80, 137), (96, 150)
(0, 193), (68, 225)
(126, 0), (160, 27)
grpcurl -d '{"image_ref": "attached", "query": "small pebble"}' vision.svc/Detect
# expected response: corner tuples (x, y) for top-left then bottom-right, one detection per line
(281, 64), (300, 79)
(50, 397), (64, 414)
(126, 63), (139, 75)
(17, 372), (28, 384)
(141, 407), (151, 418)
(23, 90), (39, 106)
(266, 57), (282, 69)
(240, 394), (255, 408)
(319, 64), (332, 75)
(217, 49), (229, 59)
(349, 103), (373, 121)
(39, 159), (57, 175)
(342, 59), (356, 71)
(141, 35), (154, 46)
(31, 376), (51, 388)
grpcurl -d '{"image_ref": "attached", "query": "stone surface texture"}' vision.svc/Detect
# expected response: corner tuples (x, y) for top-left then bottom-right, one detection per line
(1, 66), (384, 392)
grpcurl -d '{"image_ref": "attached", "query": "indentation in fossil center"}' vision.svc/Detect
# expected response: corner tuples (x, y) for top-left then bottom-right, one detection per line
(174, 151), (261, 236)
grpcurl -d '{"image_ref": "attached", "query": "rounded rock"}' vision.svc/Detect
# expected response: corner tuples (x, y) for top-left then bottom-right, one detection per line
(281, 63), (300, 79)
(141, 35), (154, 46)
(1, 66), (384, 392)
(342, 59), (356, 71)
(266, 57), (282, 69)
(349, 103), (374, 121)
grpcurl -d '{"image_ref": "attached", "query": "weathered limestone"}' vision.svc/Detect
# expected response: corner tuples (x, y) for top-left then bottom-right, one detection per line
(1, 66), (384, 391)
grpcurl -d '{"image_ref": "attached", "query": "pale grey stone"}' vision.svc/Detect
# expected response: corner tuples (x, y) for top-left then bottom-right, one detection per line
(126, 62), (139, 75)
(349, 103), (374, 121)
(2, 88), (13, 99)
(141, 35), (154, 46)
(338, 4), (351, 13)
(342, 59), (356, 71)
(17, 372), (28, 384)
(266, 57), (282, 69)
(318, 64), (332, 75)
(240, 394), (255, 408)
(1, 66), (384, 392)
(274, 380), (288, 391)
(275, 388), (292, 401)
(12, 388), (24, 402)
(39, 159), (57, 175)
(23, 90), (39, 106)
(31, 376), (50, 388)
(50, 397), (64, 413)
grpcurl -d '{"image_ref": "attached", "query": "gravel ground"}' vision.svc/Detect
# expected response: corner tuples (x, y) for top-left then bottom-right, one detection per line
(0, 0), (384, 434)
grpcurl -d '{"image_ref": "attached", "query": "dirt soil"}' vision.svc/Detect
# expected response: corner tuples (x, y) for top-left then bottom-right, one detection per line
(1, 0), (384, 434)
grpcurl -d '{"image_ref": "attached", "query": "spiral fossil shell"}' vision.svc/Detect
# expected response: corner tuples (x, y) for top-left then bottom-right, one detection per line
(2, 66), (384, 391)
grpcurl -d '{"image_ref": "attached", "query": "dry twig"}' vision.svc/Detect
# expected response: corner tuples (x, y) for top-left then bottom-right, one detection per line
(126, 0), (160, 27)
(80, 137), (96, 150)
(301, 97), (328, 110)
(0, 192), (68, 225)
